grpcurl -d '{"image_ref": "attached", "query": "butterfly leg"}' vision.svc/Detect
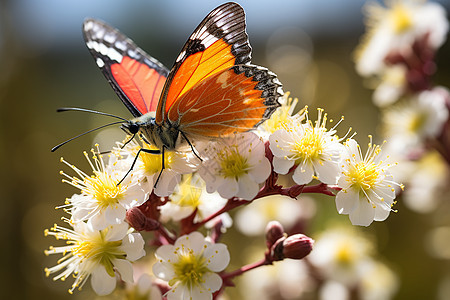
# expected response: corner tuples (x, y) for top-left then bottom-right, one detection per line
(117, 147), (161, 186)
(154, 145), (166, 186)
(121, 133), (136, 149)
(180, 131), (202, 161)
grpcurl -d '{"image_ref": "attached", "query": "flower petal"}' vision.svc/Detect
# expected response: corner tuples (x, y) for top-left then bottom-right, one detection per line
(104, 205), (126, 226)
(152, 261), (175, 281)
(349, 198), (376, 226)
(292, 163), (314, 185)
(204, 244), (230, 272)
(121, 233), (145, 261)
(90, 266), (116, 296)
(272, 156), (294, 174)
(374, 205), (391, 221)
(249, 157), (271, 183)
(202, 272), (223, 293)
(217, 177), (239, 199)
(237, 174), (260, 200)
(113, 258), (134, 283)
(314, 159), (340, 185)
(335, 190), (358, 215)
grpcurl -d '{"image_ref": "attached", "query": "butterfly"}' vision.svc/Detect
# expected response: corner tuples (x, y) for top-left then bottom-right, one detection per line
(81, 2), (283, 182)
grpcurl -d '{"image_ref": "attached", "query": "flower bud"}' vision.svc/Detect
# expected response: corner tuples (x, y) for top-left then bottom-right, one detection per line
(126, 207), (159, 231)
(282, 234), (314, 260)
(265, 221), (285, 249)
(273, 233), (314, 261)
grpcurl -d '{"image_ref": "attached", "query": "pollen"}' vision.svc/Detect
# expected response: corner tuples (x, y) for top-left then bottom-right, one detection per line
(218, 145), (250, 179)
(390, 3), (413, 33)
(83, 171), (125, 208)
(171, 175), (202, 208)
(171, 250), (209, 288)
(293, 127), (325, 163)
(140, 146), (174, 175)
(261, 92), (300, 133)
(346, 161), (380, 191)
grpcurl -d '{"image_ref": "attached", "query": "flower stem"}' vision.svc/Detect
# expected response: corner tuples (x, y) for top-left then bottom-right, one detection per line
(221, 256), (272, 283)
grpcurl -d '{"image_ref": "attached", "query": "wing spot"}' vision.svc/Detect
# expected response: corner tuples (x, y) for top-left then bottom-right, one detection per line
(86, 40), (99, 51)
(84, 21), (94, 31)
(216, 72), (230, 87)
(107, 48), (123, 62)
(96, 58), (105, 68)
(104, 32), (116, 43)
(115, 40), (127, 51)
(176, 50), (186, 62)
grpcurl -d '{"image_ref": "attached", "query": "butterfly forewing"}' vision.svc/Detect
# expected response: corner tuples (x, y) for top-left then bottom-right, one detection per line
(168, 64), (283, 138)
(156, 2), (252, 124)
(83, 19), (169, 117)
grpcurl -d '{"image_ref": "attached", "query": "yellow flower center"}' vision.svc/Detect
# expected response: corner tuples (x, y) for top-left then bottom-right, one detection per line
(83, 171), (125, 209)
(219, 146), (249, 179)
(390, 4), (413, 34)
(346, 161), (380, 191)
(335, 243), (355, 266)
(293, 127), (324, 163)
(262, 94), (299, 133)
(172, 176), (202, 208)
(407, 112), (426, 133)
(170, 250), (209, 289)
(140, 148), (174, 175)
(72, 231), (124, 277)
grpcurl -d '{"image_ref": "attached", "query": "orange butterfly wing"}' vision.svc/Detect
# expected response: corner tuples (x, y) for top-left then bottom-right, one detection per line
(168, 64), (283, 138)
(156, 2), (251, 123)
(83, 19), (168, 117)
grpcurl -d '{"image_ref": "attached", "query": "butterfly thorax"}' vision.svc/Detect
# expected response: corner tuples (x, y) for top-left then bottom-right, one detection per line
(121, 114), (180, 151)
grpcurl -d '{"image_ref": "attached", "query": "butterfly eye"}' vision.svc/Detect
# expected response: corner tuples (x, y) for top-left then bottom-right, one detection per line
(121, 122), (140, 135)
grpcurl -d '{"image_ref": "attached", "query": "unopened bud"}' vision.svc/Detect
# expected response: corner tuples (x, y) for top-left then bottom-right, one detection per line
(265, 221), (285, 249)
(273, 234), (314, 261)
(126, 207), (159, 231)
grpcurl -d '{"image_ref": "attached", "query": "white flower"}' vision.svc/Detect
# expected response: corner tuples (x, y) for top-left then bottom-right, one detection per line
(372, 65), (407, 107)
(60, 146), (148, 231)
(401, 151), (448, 213)
(308, 227), (373, 286)
(355, 0), (448, 76)
(44, 222), (145, 295)
(116, 140), (199, 197)
(152, 232), (230, 300)
(336, 138), (402, 226)
(159, 174), (231, 229)
(269, 107), (344, 185)
(382, 87), (449, 155)
(198, 132), (271, 200)
(359, 260), (399, 300)
(127, 273), (163, 300)
(257, 92), (301, 138)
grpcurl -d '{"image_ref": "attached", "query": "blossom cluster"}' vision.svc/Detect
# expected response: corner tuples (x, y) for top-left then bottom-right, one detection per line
(354, 0), (450, 212)
(45, 92), (402, 298)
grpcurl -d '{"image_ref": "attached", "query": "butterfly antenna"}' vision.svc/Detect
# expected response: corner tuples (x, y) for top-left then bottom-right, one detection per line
(51, 120), (124, 152)
(57, 107), (128, 121)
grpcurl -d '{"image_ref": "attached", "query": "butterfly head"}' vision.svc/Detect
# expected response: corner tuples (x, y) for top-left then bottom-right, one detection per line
(120, 120), (141, 136)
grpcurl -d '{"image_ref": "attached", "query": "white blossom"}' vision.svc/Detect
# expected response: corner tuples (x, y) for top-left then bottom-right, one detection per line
(44, 222), (145, 295)
(356, 0), (448, 76)
(336, 138), (402, 226)
(269, 107), (344, 185)
(152, 232), (230, 300)
(60, 146), (148, 230)
(198, 132), (271, 200)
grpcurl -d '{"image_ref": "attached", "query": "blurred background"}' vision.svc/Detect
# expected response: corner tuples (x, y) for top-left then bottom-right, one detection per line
(1, 0), (450, 299)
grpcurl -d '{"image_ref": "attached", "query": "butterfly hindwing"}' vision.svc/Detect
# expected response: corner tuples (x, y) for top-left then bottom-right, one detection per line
(156, 2), (252, 123)
(168, 64), (283, 138)
(83, 18), (169, 117)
